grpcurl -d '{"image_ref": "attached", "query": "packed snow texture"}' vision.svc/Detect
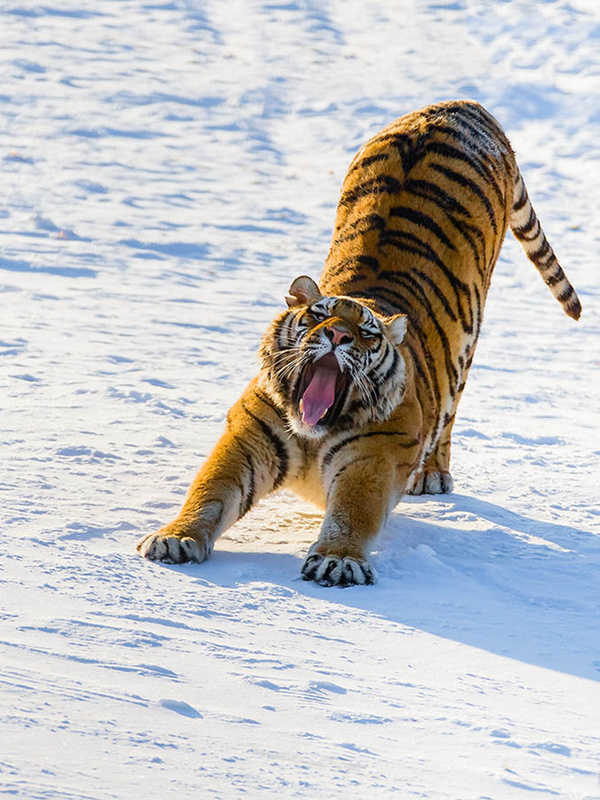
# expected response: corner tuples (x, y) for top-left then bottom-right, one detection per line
(2, 1), (600, 798)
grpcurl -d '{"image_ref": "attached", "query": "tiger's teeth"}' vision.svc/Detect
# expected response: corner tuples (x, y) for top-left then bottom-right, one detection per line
(319, 408), (328, 420)
(299, 398), (304, 413)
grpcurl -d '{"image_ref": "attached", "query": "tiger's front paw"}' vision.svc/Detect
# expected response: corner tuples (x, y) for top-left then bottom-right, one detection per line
(301, 549), (376, 587)
(136, 527), (211, 565)
(408, 468), (454, 495)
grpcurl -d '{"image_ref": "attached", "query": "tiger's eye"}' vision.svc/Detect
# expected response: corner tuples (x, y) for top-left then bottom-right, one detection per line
(360, 328), (379, 340)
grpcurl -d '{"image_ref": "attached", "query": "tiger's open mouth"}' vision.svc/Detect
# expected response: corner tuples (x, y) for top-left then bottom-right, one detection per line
(293, 352), (351, 428)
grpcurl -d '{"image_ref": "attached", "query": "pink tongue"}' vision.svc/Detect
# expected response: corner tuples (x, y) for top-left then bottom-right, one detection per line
(301, 367), (338, 426)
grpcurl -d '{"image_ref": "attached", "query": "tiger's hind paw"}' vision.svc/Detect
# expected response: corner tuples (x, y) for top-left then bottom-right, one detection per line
(301, 550), (376, 587)
(408, 469), (454, 495)
(136, 529), (210, 565)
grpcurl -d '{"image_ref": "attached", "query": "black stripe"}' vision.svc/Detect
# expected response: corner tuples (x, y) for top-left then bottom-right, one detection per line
(446, 215), (486, 279)
(556, 283), (574, 302)
(404, 178), (471, 217)
(355, 255), (381, 272)
(430, 162), (497, 234)
(344, 271), (368, 284)
(326, 455), (375, 501)
(239, 449), (256, 517)
(332, 223), (383, 246)
(405, 338), (437, 409)
(339, 174), (403, 206)
(274, 315), (287, 351)
(343, 396), (369, 417)
(322, 431), (419, 469)
(377, 131), (429, 175)
(241, 404), (288, 489)
(544, 267), (565, 287)
(513, 181), (528, 212)
(349, 213), (386, 232)
(443, 410), (456, 428)
(519, 221), (541, 243)
(325, 254), (380, 280)
(375, 346), (400, 386)
(389, 206), (456, 251)
(512, 206), (537, 237)
(350, 152), (389, 172)
(530, 237), (551, 263)
(271, 318), (292, 393)
(426, 100), (466, 116)
(254, 390), (288, 425)
(473, 282), (483, 340)
(326, 463), (351, 500)
(344, 289), (395, 315)
(333, 214), (386, 245)
(376, 131), (412, 145)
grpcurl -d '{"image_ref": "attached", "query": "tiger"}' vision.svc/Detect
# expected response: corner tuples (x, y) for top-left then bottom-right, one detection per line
(137, 99), (581, 587)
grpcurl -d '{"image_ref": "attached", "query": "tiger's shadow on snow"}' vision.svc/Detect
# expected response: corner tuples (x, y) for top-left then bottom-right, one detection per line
(178, 492), (600, 682)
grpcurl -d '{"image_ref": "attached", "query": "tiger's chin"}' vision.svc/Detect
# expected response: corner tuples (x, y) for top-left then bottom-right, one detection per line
(287, 403), (349, 439)
(287, 415), (333, 440)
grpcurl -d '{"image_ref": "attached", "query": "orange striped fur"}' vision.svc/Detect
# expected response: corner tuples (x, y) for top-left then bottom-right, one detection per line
(138, 100), (581, 586)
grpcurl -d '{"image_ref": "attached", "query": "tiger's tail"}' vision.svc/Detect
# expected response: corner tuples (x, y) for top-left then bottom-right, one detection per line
(510, 172), (581, 320)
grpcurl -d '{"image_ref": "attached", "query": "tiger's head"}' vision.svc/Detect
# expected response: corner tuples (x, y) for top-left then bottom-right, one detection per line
(259, 275), (408, 439)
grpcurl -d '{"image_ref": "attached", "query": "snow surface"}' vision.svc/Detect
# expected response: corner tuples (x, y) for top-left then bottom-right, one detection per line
(2, 0), (600, 798)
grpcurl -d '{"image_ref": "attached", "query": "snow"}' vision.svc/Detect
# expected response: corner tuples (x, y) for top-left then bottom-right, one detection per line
(2, 0), (600, 798)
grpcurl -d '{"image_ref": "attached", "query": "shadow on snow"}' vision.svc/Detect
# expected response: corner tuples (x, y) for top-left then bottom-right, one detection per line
(153, 491), (600, 683)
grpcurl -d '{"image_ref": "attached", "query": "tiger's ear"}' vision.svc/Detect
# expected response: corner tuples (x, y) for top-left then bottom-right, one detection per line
(384, 314), (407, 346)
(285, 275), (322, 308)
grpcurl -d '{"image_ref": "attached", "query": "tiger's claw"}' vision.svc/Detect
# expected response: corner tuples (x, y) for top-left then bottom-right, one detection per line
(137, 530), (210, 564)
(301, 550), (376, 587)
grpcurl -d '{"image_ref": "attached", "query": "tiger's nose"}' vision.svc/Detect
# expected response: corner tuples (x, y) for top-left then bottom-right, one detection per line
(324, 324), (353, 346)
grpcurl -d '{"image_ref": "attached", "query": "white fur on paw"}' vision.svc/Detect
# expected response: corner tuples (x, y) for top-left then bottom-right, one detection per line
(409, 469), (454, 495)
(301, 551), (376, 587)
(136, 532), (208, 564)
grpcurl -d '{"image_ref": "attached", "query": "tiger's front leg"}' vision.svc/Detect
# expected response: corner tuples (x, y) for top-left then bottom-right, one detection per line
(301, 431), (421, 587)
(137, 383), (296, 565)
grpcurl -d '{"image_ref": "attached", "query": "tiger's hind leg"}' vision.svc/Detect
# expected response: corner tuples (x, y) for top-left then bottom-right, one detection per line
(408, 415), (455, 496)
(409, 343), (477, 496)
